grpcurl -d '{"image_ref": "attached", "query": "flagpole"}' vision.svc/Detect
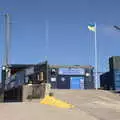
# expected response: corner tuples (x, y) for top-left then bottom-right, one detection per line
(45, 20), (49, 60)
(45, 20), (49, 83)
(94, 23), (98, 90)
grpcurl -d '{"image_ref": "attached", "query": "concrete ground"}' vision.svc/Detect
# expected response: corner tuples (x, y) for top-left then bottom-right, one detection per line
(0, 90), (120, 120)
(52, 90), (120, 120)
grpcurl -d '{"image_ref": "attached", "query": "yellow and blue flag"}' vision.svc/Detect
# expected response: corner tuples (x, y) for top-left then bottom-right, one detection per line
(88, 24), (96, 32)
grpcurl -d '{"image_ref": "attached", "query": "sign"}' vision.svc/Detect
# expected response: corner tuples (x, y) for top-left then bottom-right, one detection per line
(51, 78), (56, 82)
(59, 68), (85, 75)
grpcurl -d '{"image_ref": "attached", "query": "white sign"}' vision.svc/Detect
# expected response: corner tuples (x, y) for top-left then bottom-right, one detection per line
(59, 68), (85, 75)
(51, 78), (56, 82)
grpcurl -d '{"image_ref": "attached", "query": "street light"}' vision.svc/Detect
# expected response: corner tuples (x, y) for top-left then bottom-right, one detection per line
(113, 25), (120, 30)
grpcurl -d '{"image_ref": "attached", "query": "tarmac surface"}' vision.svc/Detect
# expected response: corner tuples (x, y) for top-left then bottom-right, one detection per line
(0, 90), (120, 120)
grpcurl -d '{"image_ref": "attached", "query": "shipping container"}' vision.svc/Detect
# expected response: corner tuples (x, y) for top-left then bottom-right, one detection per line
(109, 56), (120, 70)
(16, 71), (25, 86)
(57, 75), (70, 89)
(114, 69), (120, 91)
(100, 71), (114, 90)
(84, 69), (94, 89)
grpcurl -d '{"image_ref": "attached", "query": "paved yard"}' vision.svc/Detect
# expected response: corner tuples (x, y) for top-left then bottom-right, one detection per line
(0, 90), (120, 120)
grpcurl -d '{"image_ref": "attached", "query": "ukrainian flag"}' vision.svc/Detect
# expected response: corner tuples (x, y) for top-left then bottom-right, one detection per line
(88, 24), (96, 32)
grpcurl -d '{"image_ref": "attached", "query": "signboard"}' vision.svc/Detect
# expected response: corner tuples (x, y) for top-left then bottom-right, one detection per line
(51, 78), (56, 82)
(59, 68), (85, 75)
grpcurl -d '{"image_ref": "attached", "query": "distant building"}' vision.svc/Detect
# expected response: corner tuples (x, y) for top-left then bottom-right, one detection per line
(1, 61), (95, 102)
(2, 62), (94, 90)
(49, 65), (94, 89)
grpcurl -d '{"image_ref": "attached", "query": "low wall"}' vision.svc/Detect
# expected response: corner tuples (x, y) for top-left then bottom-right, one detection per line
(22, 84), (46, 102)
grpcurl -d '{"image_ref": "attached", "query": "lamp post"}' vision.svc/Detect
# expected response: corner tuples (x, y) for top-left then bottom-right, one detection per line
(114, 25), (120, 30)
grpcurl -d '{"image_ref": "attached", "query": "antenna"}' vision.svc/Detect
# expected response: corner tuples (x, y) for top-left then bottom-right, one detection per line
(45, 20), (49, 61)
(45, 20), (49, 83)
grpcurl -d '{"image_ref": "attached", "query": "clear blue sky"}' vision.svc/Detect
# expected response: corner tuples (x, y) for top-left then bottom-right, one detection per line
(0, 0), (120, 73)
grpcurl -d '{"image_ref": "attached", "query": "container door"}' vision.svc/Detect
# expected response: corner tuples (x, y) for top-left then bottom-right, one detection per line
(114, 70), (120, 91)
(70, 77), (81, 89)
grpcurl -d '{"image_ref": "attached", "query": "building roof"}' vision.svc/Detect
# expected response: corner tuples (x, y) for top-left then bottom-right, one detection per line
(3, 63), (93, 69)
(49, 65), (94, 69)
(7, 64), (35, 69)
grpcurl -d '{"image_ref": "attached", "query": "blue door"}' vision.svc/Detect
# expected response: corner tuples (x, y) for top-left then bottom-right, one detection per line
(70, 77), (81, 89)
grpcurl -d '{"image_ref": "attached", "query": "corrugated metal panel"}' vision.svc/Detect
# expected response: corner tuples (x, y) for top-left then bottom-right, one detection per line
(115, 81), (120, 86)
(115, 86), (120, 91)
(114, 70), (120, 81)
(100, 72), (113, 90)
(114, 70), (120, 91)
(57, 75), (70, 89)
(109, 56), (120, 70)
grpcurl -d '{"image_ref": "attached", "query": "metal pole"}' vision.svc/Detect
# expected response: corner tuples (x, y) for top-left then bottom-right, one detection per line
(45, 20), (49, 60)
(94, 23), (98, 90)
(45, 20), (49, 83)
(4, 13), (10, 66)
(46, 60), (48, 83)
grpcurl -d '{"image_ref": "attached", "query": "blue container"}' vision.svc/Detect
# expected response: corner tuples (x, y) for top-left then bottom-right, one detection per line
(113, 70), (120, 91)
(115, 86), (120, 91)
(70, 77), (84, 89)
